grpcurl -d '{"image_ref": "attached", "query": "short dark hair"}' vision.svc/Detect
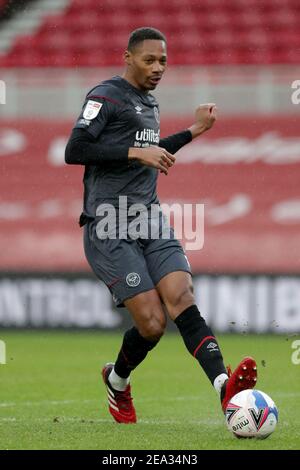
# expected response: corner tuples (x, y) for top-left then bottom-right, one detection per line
(128, 27), (166, 51)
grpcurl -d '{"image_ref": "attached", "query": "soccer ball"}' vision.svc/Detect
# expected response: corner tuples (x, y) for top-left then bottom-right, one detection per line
(226, 389), (278, 439)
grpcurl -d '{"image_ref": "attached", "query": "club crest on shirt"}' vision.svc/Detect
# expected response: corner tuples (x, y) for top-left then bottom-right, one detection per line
(154, 106), (160, 123)
(83, 100), (103, 120)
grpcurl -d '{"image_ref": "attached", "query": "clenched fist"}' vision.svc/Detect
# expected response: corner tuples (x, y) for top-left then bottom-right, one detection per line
(188, 103), (218, 138)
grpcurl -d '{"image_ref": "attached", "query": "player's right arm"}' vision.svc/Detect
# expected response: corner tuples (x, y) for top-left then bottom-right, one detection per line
(65, 130), (174, 175)
(65, 89), (130, 166)
(65, 86), (175, 174)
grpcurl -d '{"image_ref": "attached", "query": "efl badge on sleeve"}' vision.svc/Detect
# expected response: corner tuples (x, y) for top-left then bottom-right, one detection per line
(83, 100), (103, 120)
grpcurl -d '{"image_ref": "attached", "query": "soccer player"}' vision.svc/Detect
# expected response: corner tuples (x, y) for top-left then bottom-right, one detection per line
(65, 27), (257, 424)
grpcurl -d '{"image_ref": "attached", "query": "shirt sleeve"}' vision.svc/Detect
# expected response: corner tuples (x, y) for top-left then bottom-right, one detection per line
(73, 88), (119, 139)
(159, 130), (192, 154)
(65, 128), (129, 166)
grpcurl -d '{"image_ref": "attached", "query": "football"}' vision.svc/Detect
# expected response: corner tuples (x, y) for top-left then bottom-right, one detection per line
(226, 389), (278, 439)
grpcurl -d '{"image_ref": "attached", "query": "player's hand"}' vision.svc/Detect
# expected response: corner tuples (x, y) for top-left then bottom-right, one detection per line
(128, 146), (175, 175)
(188, 103), (217, 138)
(195, 103), (217, 130)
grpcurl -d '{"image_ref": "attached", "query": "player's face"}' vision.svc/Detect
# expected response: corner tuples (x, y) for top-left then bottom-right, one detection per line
(126, 40), (167, 91)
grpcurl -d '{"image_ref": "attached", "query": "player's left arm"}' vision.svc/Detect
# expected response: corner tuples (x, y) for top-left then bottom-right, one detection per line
(159, 103), (217, 154)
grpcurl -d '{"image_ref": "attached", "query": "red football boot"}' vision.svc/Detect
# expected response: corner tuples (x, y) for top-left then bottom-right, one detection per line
(102, 363), (137, 424)
(221, 356), (257, 413)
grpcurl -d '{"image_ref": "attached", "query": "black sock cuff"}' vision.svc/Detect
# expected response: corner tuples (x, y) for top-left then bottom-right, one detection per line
(128, 327), (159, 351)
(174, 304), (202, 326)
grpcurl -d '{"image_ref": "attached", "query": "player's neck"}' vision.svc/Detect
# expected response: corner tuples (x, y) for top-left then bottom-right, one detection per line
(121, 72), (148, 94)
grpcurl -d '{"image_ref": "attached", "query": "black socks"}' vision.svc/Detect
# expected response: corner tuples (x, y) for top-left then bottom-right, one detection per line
(174, 304), (227, 384)
(113, 305), (226, 386)
(114, 326), (159, 379)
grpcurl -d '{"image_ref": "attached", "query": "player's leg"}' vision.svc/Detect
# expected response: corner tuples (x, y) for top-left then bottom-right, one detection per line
(156, 271), (228, 392)
(84, 222), (166, 422)
(102, 289), (166, 423)
(156, 271), (257, 411)
(111, 289), (166, 387)
(142, 221), (228, 392)
(142, 215), (257, 412)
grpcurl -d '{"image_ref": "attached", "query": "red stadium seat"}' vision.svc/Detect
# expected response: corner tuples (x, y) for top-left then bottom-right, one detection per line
(2, 0), (300, 66)
(0, 0), (9, 16)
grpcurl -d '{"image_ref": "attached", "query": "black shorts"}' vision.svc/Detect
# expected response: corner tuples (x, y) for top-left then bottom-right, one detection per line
(84, 216), (192, 307)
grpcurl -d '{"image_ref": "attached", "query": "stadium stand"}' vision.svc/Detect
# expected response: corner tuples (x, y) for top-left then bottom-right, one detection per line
(0, 0), (299, 66)
(0, 0), (6, 6)
(0, 0), (8, 16)
(0, 0), (35, 21)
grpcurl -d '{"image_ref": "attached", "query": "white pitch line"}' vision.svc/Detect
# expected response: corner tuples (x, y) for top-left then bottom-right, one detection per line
(0, 416), (222, 426)
(0, 396), (203, 409)
(0, 391), (298, 410)
(272, 392), (300, 398)
(0, 399), (95, 408)
(139, 395), (204, 403)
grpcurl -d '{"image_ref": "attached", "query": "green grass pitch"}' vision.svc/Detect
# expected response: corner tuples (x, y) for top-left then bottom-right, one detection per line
(0, 330), (299, 450)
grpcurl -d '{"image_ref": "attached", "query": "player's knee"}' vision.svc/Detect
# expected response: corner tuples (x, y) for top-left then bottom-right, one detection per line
(139, 313), (166, 342)
(167, 285), (195, 316)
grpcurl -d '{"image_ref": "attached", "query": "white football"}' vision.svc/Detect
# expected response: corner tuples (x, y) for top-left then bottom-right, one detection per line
(226, 389), (278, 439)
